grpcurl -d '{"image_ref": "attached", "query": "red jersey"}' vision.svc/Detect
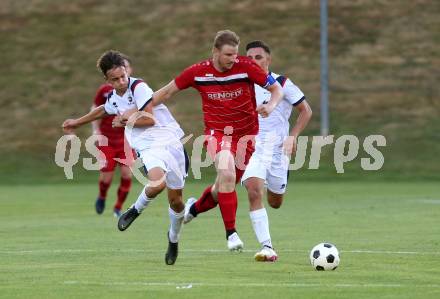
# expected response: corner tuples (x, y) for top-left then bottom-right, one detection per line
(174, 56), (269, 137)
(93, 84), (125, 147)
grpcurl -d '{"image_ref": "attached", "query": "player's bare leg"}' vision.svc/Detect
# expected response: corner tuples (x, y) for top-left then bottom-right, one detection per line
(118, 167), (166, 231)
(96, 171), (114, 214)
(267, 190), (283, 209)
(244, 177), (278, 262)
(165, 188), (185, 265)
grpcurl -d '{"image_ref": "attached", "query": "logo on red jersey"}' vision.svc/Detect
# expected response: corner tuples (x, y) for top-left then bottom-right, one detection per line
(206, 88), (243, 101)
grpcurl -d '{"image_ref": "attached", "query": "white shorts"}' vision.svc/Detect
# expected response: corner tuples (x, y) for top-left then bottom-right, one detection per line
(137, 143), (188, 190)
(241, 150), (290, 194)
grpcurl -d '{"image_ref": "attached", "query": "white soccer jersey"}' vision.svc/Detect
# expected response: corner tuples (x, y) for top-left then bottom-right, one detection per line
(104, 77), (184, 151)
(254, 72), (305, 147)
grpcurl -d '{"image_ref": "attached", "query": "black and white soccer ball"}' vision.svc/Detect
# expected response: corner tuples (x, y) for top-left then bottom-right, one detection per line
(309, 243), (340, 271)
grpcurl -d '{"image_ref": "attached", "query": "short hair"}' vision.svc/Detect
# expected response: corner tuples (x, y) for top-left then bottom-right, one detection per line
(213, 30), (240, 50)
(246, 40), (271, 54)
(96, 50), (128, 76)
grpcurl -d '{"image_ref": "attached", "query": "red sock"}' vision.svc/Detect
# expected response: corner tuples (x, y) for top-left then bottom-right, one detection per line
(194, 185), (218, 214)
(98, 181), (111, 199)
(114, 178), (131, 210)
(217, 191), (237, 231)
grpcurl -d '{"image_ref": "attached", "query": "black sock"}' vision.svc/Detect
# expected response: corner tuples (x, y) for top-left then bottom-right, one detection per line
(189, 204), (198, 217)
(226, 229), (237, 239)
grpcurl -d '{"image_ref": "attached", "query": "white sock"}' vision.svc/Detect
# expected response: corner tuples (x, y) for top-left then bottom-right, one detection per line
(134, 187), (151, 213)
(168, 207), (184, 243)
(250, 208), (273, 248)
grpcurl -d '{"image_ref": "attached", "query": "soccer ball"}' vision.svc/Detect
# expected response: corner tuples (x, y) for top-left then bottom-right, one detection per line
(309, 242), (340, 271)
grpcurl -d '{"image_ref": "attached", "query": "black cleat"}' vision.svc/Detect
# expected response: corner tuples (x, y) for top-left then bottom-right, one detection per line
(117, 206), (140, 231)
(165, 232), (178, 265)
(95, 198), (105, 214)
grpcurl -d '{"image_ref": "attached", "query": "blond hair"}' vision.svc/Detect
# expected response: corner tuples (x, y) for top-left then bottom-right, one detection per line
(213, 30), (240, 50)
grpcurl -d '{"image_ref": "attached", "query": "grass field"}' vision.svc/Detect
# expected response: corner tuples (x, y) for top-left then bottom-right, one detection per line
(1, 181), (439, 299)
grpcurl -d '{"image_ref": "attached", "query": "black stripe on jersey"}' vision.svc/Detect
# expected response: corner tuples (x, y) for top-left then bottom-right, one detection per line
(106, 90), (114, 102)
(183, 148), (189, 175)
(194, 77), (250, 86)
(293, 96), (306, 107)
(275, 75), (287, 87)
(130, 79), (144, 93)
(138, 97), (152, 111)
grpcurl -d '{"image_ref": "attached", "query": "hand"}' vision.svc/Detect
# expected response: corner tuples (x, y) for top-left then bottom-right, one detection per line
(112, 115), (127, 128)
(283, 136), (297, 156)
(256, 102), (275, 118)
(62, 119), (78, 134)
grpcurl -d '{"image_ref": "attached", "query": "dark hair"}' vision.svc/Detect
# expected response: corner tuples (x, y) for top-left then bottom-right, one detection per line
(246, 40), (271, 54)
(213, 30), (240, 50)
(96, 50), (127, 76)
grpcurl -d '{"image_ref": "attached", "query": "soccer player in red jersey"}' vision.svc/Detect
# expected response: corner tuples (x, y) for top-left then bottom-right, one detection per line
(91, 57), (134, 217)
(151, 30), (283, 251)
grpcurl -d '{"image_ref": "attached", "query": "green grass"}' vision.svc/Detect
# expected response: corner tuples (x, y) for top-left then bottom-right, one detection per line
(1, 181), (439, 298)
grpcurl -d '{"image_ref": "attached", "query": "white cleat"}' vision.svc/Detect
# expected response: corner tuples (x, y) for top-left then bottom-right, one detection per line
(227, 232), (244, 252)
(183, 197), (197, 224)
(254, 246), (278, 262)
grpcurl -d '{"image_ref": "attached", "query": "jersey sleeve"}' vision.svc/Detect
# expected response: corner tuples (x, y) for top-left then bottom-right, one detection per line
(133, 82), (154, 110)
(283, 78), (305, 106)
(103, 96), (117, 115)
(243, 58), (271, 88)
(94, 85), (113, 106)
(174, 65), (196, 90)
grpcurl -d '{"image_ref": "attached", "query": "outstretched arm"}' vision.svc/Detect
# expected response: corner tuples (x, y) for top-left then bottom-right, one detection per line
(91, 104), (103, 134)
(256, 82), (283, 118)
(62, 105), (107, 134)
(152, 80), (180, 106)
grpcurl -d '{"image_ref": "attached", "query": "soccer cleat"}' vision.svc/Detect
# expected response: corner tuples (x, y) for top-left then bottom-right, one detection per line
(254, 246), (278, 262)
(227, 232), (244, 252)
(183, 197), (197, 224)
(165, 232), (178, 265)
(95, 198), (105, 214)
(113, 208), (121, 218)
(117, 205), (140, 231)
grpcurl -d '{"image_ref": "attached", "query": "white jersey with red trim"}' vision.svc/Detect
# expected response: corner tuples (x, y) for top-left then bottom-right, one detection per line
(104, 77), (184, 151)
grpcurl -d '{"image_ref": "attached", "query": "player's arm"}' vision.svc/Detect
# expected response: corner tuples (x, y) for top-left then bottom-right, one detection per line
(284, 100), (312, 156)
(151, 80), (180, 106)
(245, 58), (283, 117)
(62, 105), (107, 134)
(91, 104), (103, 135)
(114, 101), (156, 128)
(290, 100), (312, 138)
(259, 82), (284, 117)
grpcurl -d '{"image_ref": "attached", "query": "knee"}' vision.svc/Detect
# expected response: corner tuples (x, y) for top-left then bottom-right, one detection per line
(120, 166), (132, 180)
(218, 170), (236, 187)
(269, 201), (281, 209)
(247, 186), (262, 203)
(146, 182), (166, 198)
(169, 197), (184, 211)
(268, 198), (282, 209)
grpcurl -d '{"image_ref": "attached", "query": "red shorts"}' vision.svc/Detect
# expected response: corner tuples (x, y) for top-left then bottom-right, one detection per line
(98, 143), (135, 172)
(204, 130), (255, 183)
